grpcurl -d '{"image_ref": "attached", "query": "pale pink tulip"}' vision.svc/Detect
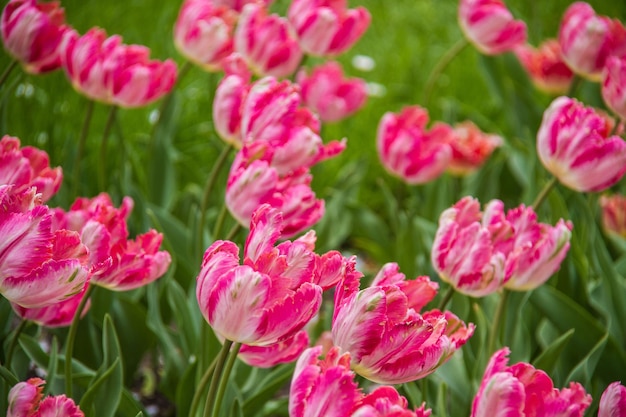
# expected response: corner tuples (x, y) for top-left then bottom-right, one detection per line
(61, 27), (177, 108)
(447, 121), (502, 176)
(602, 56), (626, 121)
(296, 62), (367, 123)
(598, 382), (626, 417)
(458, 0), (527, 55)
(238, 330), (310, 368)
(514, 40), (574, 94)
(471, 348), (591, 417)
(377, 106), (453, 185)
(234, 3), (302, 78)
(213, 54), (252, 146)
(287, 0), (371, 57)
(352, 386), (432, 417)
(537, 96), (626, 192)
(600, 194), (626, 239)
(12, 287), (90, 327)
(0, 135), (62, 203)
(7, 378), (84, 417)
(173, 0), (237, 71)
(558, 2), (626, 81)
(1, 0), (70, 73)
(332, 262), (474, 384)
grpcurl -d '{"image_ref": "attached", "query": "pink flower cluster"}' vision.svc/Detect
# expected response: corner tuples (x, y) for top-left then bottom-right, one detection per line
(8, 378), (83, 417)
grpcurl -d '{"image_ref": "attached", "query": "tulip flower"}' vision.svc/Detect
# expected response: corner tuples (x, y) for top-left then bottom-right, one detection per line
(1, 0), (70, 73)
(447, 121), (502, 176)
(602, 56), (626, 121)
(471, 348), (592, 417)
(0, 135), (62, 203)
(213, 54), (252, 146)
(598, 382), (626, 417)
(296, 62), (368, 123)
(458, 0), (527, 55)
(352, 386), (432, 417)
(173, 0), (237, 71)
(12, 287), (89, 327)
(514, 40), (574, 95)
(377, 106), (453, 185)
(332, 262), (474, 384)
(537, 96), (626, 192)
(234, 3), (302, 78)
(600, 194), (626, 239)
(287, 0), (371, 57)
(7, 378), (84, 417)
(558, 2), (626, 81)
(238, 330), (310, 368)
(213, 0), (272, 12)
(61, 27), (177, 108)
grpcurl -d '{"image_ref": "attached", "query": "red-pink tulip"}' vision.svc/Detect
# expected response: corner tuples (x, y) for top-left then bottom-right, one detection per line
(234, 3), (302, 78)
(458, 0), (527, 55)
(600, 194), (626, 239)
(352, 386), (432, 417)
(602, 56), (626, 121)
(471, 348), (591, 417)
(213, 54), (252, 146)
(239, 330), (310, 368)
(332, 262), (474, 384)
(537, 96), (626, 192)
(296, 62), (367, 123)
(447, 121), (502, 176)
(377, 106), (453, 185)
(173, 0), (237, 71)
(598, 382), (626, 417)
(558, 2), (626, 81)
(213, 0), (272, 12)
(287, 0), (371, 57)
(61, 27), (177, 108)
(7, 378), (84, 417)
(1, 0), (70, 73)
(514, 40), (575, 94)
(0, 135), (62, 203)
(12, 287), (90, 327)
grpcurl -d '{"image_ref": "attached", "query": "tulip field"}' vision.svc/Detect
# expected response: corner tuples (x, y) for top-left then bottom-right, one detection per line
(2, 0), (626, 416)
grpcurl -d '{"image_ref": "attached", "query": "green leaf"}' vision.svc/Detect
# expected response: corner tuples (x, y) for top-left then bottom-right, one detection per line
(565, 332), (608, 386)
(175, 359), (197, 417)
(44, 337), (59, 395)
(532, 328), (575, 375)
(18, 334), (94, 376)
(242, 364), (294, 417)
(230, 398), (244, 417)
(166, 279), (200, 358)
(0, 364), (18, 385)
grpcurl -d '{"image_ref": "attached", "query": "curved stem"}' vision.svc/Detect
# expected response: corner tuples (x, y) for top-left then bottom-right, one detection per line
(566, 74), (581, 98)
(72, 100), (95, 197)
(189, 358), (217, 417)
(487, 289), (509, 356)
(150, 60), (193, 138)
(5, 320), (28, 370)
(224, 223), (241, 242)
(64, 284), (95, 397)
(437, 285), (455, 311)
(0, 60), (18, 88)
(209, 342), (241, 417)
(98, 105), (118, 191)
(203, 339), (234, 417)
(532, 176), (558, 211)
(422, 38), (469, 105)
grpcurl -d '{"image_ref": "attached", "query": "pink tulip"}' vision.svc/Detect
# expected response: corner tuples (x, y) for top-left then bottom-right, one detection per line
(296, 62), (367, 123)
(352, 386), (432, 417)
(332, 262), (474, 384)
(514, 40), (575, 94)
(600, 194), (626, 239)
(238, 330), (310, 368)
(537, 96), (626, 192)
(287, 0), (371, 57)
(1, 0), (70, 73)
(0, 135), (62, 203)
(173, 0), (237, 71)
(8, 378), (84, 417)
(558, 2), (626, 81)
(213, 0), (272, 12)
(61, 27), (177, 108)
(196, 205), (346, 345)
(377, 106), (453, 185)
(458, 0), (527, 55)
(234, 3), (302, 78)
(213, 54), (252, 146)
(12, 287), (90, 327)
(602, 56), (626, 121)
(598, 382), (626, 417)
(447, 121), (502, 176)
(471, 348), (591, 417)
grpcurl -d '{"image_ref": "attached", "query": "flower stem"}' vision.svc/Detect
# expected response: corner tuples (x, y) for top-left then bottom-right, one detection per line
(0, 60), (18, 88)
(203, 339), (234, 417)
(72, 100), (95, 197)
(566, 74), (581, 98)
(422, 38), (469, 105)
(189, 357), (217, 417)
(5, 320), (28, 371)
(531, 176), (558, 211)
(224, 223), (241, 242)
(65, 284), (95, 397)
(150, 60), (193, 139)
(98, 105), (118, 191)
(208, 341), (241, 417)
(487, 289), (509, 356)
(437, 285), (455, 311)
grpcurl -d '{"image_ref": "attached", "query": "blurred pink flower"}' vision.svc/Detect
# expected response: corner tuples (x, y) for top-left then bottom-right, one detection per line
(296, 62), (367, 123)
(598, 381), (626, 417)
(61, 27), (177, 107)
(1, 0), (70, 73)
(599, 194), (626, 239)
(377, 106), (453, 185)
(287, 0), (371, 57)
(0, 135), (62, 203)
(213, 54), (252, 146)
(332, 262), (474, 384)
(7, 378), (84, 417)
(602, 56), (626, 121)
(514, 40), (575, 94)
(173, 0), (237, 71)
(537, 96), (626, 192)
(234, 3), (302, 78)
(458, 0), (527, 55)
(447, 121), (502, 176)
(213, 0), (272, 12)
(238, 330), (310, 368)
(471, 348), (591, 417)
(558, 2), (626, 81)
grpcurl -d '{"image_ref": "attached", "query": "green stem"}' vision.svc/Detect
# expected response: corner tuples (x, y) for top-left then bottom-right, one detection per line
(64, 284), (95, 397)
(203, 339), (234, 417)
(566, 74), (581, 98)
(437, 285), (455, 311)
(150, 61), (193, 138)
(0, 364), (19, 386)
(72, 100), (95, 197)
(189, 358), (217, 417)
(422, 38), (469, 105)
(531, 176), (558, 211)
(224, 223), (241, 242)
(0, 60), (18, 88)
(209, 342), (241, 417)
(5, 320), (28, 370)
(487, 289), (509, 356)
(98, 105), (118, 191)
